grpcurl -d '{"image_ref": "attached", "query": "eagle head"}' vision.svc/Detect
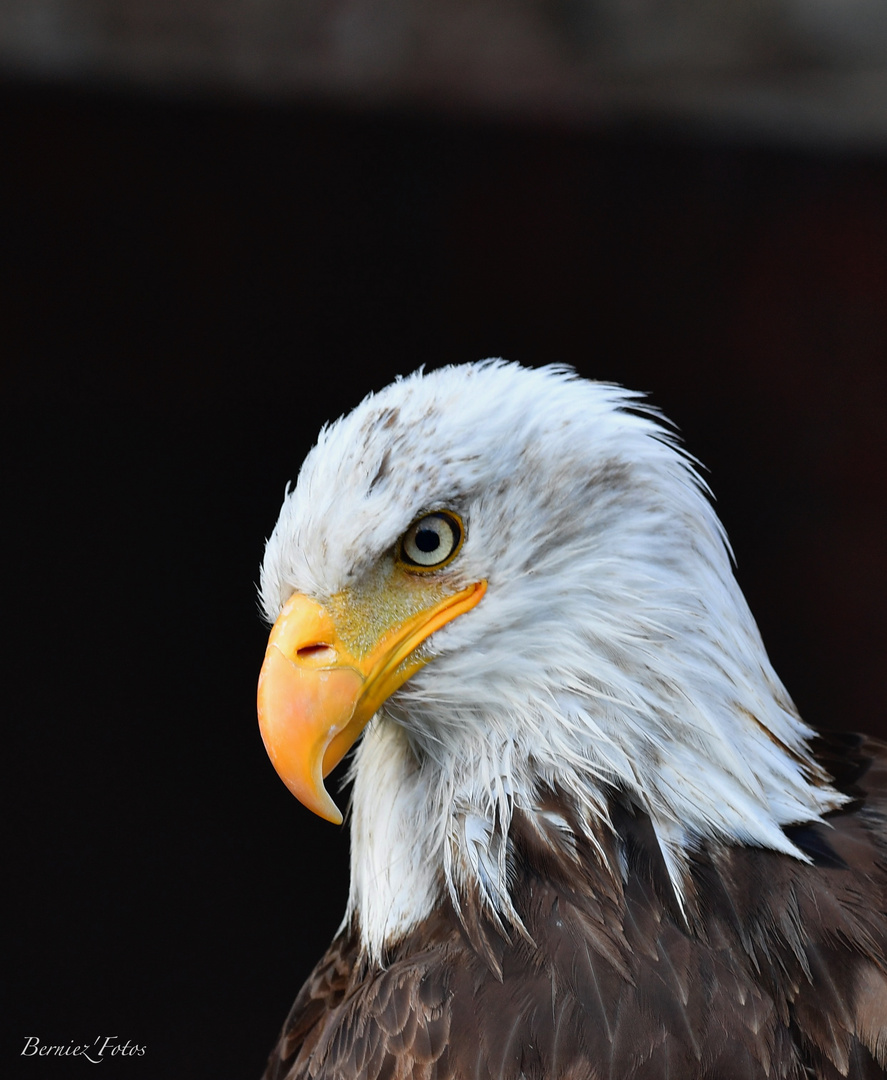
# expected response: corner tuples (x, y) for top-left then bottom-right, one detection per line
(257, 361), (844, 957)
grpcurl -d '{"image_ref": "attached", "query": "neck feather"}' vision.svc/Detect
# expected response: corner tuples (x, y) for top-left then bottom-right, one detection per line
(345, 690), (846, 959)
(344, 723), (442, 959)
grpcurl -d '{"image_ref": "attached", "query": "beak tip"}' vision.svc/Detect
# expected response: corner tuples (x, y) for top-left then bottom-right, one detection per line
(300, 781), (344, 825)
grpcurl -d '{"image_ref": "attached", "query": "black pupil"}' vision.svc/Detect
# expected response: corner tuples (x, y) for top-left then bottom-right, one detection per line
(415, 528), (441, 553)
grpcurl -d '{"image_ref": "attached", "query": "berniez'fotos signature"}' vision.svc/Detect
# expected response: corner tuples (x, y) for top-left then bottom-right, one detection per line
(22, 1036), (145, 1063)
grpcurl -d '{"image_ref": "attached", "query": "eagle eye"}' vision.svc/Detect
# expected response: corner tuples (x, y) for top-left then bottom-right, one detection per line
(397, 511), (464, 572)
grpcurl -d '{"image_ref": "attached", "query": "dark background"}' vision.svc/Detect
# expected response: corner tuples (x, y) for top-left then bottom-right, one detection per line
(4, 75), (887, 1077)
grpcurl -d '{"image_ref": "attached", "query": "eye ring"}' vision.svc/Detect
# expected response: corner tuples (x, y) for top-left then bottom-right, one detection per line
(396, 511), (465, 572)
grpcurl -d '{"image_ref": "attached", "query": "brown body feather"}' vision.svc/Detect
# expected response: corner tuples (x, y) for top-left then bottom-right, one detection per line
(263, 735), (887, 1080)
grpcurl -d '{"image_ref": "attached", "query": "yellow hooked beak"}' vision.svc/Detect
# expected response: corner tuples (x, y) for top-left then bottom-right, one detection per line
(257, 579), (487, 823)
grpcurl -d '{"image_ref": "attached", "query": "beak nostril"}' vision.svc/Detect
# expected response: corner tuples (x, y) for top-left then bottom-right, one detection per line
(296, 644), (338, 664)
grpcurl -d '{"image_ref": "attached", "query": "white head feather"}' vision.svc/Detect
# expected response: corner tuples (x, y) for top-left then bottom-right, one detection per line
(260, 361), (844, 957)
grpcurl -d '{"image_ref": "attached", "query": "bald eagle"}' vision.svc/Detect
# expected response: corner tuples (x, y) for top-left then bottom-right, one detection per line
(256, 361), (887, 1079)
